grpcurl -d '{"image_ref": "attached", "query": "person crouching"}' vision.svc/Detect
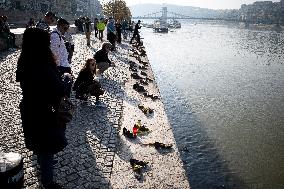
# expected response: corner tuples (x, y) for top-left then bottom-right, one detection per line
(73, 59), (104, 104)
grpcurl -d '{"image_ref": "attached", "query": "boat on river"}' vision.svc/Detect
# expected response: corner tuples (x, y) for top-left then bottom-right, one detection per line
(168, 19), (181, 29)
(153, 19), (168, 33)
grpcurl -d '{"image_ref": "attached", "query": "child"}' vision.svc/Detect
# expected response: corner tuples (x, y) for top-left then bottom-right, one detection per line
(73, 58), (104, 104)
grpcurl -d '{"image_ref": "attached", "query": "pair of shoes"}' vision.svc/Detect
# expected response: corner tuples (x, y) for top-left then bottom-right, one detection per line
(140, 71), (147, 76)
(131, 73), (143, 79)
(143, 92), (159, 100)
(138, 104), (154, 115)
(133, 83), (146, 93)
(144, 142), (173, 149)
(123, 127), (136, 138)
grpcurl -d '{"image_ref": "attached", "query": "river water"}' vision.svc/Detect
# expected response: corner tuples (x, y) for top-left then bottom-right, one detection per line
(140, 20), (284, 189)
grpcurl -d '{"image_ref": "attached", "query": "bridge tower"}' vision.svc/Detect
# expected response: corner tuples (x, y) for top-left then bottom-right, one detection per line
(161, 7), (167, 22)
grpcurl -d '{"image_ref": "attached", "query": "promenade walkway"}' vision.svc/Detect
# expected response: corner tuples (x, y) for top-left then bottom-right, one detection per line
(0, 32), (190, 189)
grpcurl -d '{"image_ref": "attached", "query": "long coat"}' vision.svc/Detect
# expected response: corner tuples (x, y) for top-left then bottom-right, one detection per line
(16, 63), (66, 154)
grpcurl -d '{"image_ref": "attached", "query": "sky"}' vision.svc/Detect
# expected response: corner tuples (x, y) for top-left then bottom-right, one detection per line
(123, 0), (280, 9)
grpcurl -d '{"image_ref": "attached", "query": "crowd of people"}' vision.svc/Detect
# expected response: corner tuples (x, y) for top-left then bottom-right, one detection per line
(74, 16), (140, 51)
(13, 11), (142, 189)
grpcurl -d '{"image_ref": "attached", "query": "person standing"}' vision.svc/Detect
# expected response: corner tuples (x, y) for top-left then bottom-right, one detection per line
(50, 18), (72, 97)
(64, 31), (74, 64)
(1, 15), (17, 48)
(84, 17), (92, 46)
(97, 18), (106, 41)
(106, 17), (116, 51)
(16, 28), (66, 189)
(130, 20), (141, 45)
(115, 20), (122, 44)
(121, 19), (128, 39)
(94, 18), (99, 38)
(36, 11), (56, 32)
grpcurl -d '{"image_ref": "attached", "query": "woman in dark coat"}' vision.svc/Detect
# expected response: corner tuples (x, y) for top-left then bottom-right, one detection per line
(16, 28), (66, 189)
(73, 58), (104, 103)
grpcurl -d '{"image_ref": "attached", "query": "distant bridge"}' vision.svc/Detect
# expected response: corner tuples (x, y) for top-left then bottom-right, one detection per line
(132, 7), (237, 21)
(132, 7), (193, 19)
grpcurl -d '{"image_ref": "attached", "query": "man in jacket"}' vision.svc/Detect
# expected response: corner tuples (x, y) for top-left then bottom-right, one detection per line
(130, 20), (141, 45)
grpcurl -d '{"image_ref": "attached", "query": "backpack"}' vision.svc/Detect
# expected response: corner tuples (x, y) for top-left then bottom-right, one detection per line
(51, 31), (73, 54)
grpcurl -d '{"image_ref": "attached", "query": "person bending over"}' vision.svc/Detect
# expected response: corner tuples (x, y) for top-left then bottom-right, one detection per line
(73, 58), (104, 104)
(93, 42), (115, 80)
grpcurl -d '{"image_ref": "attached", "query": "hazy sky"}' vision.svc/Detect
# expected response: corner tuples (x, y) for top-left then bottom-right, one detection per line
(123, 0), (280, 9)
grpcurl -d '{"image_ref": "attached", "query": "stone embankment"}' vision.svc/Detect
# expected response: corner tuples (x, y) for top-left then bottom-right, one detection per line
(0, 32), (190, 188)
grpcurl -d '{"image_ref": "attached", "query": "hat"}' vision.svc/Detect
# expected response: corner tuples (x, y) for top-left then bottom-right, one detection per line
(138, 20), (141, 23)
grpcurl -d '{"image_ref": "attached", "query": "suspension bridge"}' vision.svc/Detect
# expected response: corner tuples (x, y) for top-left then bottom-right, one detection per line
(132, 7), (193, 19)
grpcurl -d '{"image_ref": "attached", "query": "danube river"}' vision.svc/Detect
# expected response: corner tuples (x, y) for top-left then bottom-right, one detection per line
(141, 20), (284, 189)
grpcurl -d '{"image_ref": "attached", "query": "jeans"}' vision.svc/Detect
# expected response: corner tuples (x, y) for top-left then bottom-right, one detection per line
(37, 153), (54, 187)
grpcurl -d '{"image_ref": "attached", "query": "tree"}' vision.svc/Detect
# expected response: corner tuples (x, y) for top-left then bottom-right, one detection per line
(102, 0), (131, 21)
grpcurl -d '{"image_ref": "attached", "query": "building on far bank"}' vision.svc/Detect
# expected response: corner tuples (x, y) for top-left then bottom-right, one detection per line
(239, 0), (284, 25)
(0, 0), (102, 27)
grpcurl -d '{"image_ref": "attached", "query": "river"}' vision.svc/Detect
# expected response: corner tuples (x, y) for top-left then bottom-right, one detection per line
(140, 19), (284, 189)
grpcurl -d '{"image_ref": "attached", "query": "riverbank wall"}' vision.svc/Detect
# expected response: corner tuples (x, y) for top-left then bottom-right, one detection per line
(0, 31), (190, 188)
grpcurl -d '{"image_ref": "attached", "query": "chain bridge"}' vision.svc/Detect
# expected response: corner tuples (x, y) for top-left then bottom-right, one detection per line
(132, 7), (196, 20)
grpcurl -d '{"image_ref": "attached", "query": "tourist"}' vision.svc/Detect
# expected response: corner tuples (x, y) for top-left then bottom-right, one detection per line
(130, 20), (141, 45)
(115, 20), (122, 43)
(73, 58), (104, 104)
(50, 18), (72, 97)
(64, 31), (74, 64)
(97, 18), (106, 41)
(16, 28), (66, 189)
(106, 17), (116, 51)
(36, 11), (56, 32)
(1, 15), (17, 48)
(84, 17), (92, 46)
(121, 19), (128, 39)
(94, 18), (99, 38)
(93, 42), (115, 79)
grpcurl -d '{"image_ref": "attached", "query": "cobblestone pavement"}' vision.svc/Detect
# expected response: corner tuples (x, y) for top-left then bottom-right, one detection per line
(0, 33), (190, 188)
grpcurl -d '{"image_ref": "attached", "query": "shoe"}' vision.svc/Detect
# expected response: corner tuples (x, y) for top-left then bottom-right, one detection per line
(140, 71), (147, 76)
(123, 127), (136, 139)
(140, 79), (148, 85)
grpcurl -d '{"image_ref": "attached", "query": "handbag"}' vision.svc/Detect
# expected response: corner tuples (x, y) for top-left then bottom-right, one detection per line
(56, 97), (75, 124)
